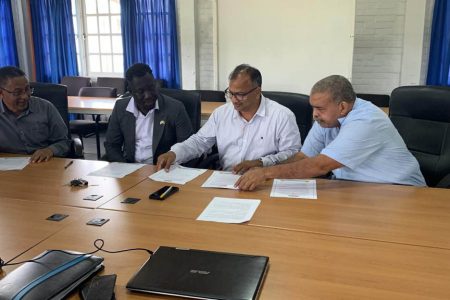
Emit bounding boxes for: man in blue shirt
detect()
[236,75,426,190]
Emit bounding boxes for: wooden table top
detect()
[100,170,450,249]
[8,209,450,299]
[0,197,90,262]
[0,158,153,208]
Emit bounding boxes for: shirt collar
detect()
[0,98,33,116]
[126,97,159,118]
[337,98,361,126]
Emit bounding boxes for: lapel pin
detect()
[160,120,165,125]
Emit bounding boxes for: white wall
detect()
[217,0,356,94]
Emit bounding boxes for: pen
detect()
[64,160,74,169]
[160,186,173,199]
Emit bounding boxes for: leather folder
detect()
[0,250,103,300]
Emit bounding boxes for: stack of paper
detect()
[149,165,207,185]
[201,171,240,189]
[88,162,145,178]
[197,197,261,223]
[270,179,317,199]
[0,157,30,171]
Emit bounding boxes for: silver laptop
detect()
[126,246,269,300]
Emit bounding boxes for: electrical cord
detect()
[0,239,153,269]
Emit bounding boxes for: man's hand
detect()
[156,151,176,171]
[30,147,54,163]
[233,159,263,174]
[235,167,267,191]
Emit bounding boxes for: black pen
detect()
[64,161,74,169]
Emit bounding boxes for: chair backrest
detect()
[357,93,390,107]
[61,76,91,96]
[390,86,450,187]
[263,91,313,143]
[30,82,70,135]
[78,87,117,98]
[194,90,226,102]
[160,88,201,132]
[96,77,126,95]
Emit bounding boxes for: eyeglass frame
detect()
[224,86,259,101]
[0,86,34,97]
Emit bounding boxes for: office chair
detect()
[160,88,201,132]
[96,77,126,96]
[194,90,226,102]
[390,86,450,188]
[263,91,313,144]
[357,93,390,107]
[29,82,83,158]
[60,76,91,96]
[78,87,117,98]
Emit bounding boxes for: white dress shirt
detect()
[126,98,159,164]
[171,95,301,170]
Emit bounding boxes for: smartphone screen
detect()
[149,185,179,200]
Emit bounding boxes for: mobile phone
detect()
[86,218,110,226]
[46,213,69,221]
[149,185,179,200]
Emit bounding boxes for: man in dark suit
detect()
[104,63,193,164]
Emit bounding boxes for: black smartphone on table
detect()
[149,185,179,200]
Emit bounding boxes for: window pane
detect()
[99,36,111,53]
[86,16,98,34]
[85,0,97,14]
[98,16,110,34]
[71,0,77,14]
[88,36,100,53]
[75,38,79,53]
[111,16,121,33]
[110,0,120,14]
[97,0,109,14]
[101,55,113,72]
[72,17,78,34]
[113,55,123,73]
[89,55,101,72]
[111,36,122,53]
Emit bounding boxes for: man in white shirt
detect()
[104,63,193,163]
[156,64,301,173]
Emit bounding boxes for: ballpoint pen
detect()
[64,161,74,169]
[159,186,173,199]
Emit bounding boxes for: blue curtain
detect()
[0,0,19,67]
[427,0,450,86]
[121,0,180,88]
[30,0,78,83]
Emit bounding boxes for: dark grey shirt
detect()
[0,96,71,157]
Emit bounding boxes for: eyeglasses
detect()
[224,86,259,100]
[0,86,34,97]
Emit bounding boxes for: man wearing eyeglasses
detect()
[157,64,301,172]
[0,66,70,162]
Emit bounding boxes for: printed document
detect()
[197,197,261,223]
[88,162,145,178]
[0,157,30,171]
[149,165,207,185]
[201,171,240,189]
[270,179,317,199]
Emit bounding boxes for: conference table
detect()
[1,157,449,299]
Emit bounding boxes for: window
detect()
[71,0,123,77]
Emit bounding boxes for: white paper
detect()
[0,157,30,171]
[88,162,145,178]
[270,179,317,199]
[149,165,207,185]
[197,197,261,223]
[201,171,240,189]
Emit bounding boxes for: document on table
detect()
[0,157,30,171]
[88,162,145,178]
[270,179,317,199]
[149,165,207,185]
[197,197,261,223]
[201,171,240,189]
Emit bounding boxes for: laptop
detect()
[126,246,269,300]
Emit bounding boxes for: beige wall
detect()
[217,0,356,94]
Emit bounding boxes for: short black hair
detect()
[0,66,26,87]
[125,63,154,82]
[228,64,262,87]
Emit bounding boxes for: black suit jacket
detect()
[104,94,193,164]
